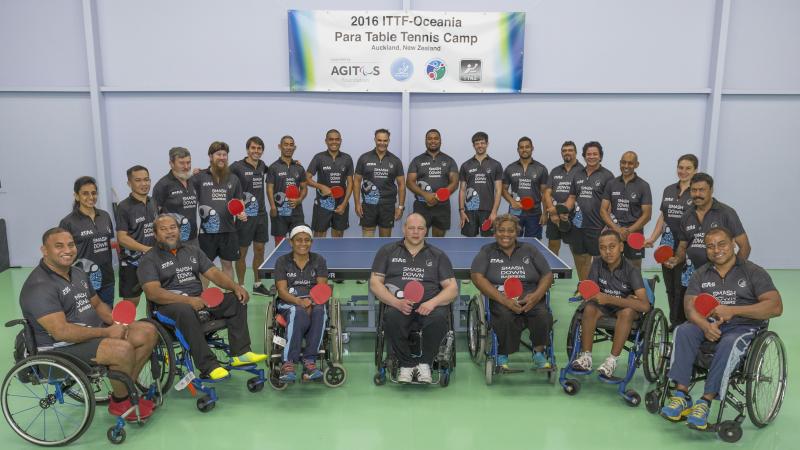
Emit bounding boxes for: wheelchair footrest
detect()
[598,374,624,384]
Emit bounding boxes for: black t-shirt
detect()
[676,199,746,268]
[153,171,198,241]
[602,174,653,227]
[459,156,503,212]
[470,242,552,297]
[407,151,459,204]
[588,257,645,299]
[371,240,455,303]
[136,243,215,297]
[355,149,404,206]
[569,166,615,229]
[59,208,115,290]
[191,169,243,234]
[548,162,584,205]
[659,182,693,243]
[273,252,329,299]
[267,158,307,217]
[307,150,354,211]
[230,158,268,217]
[502,159,550,216]
[115,194,157,266]
[687,259,777,327]
[20,260,104,350]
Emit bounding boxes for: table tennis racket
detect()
[578,280,601,300]
[520,197,535,210]
[227,199,245,215]
[503,277,523,301]
[200,287,224,308]
[694,293,720,318]
[435,188,450,202]
[481,218,493,232]
[627,232,645,250]
[404,280,425,304]
[285,185,300,200]
[310,283,332,305]
[654,245,674,264]
[112,300,137,325]
[330,186,345,199]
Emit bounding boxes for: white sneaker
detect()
[398,367,414,383]
[416,363,433,383]
[571,352,592,371]
[598,355,618,378]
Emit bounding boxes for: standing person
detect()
[306,129,354,238]
[152,146,199,246]
[600,150,652,269]
[406,129,459,237]
[564,141,615,281]
[458,131,503,237]
[116,165,157,305]
[354,129,406,237]
[193,141,246,280]
[59,176,116,308]
[645,154,698,329]
[230,136,270,294]
[544,141,583,255]
[267,135,307,246]
[501,137,549,239]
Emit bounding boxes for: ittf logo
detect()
[460,60,481,82]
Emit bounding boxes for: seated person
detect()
[571,229,650,377]
[470,214,554,370]
[19,227,159,421]
[660,227,782,430]
[369,213,458,383]
[137,214,266,381]
[274,225,330,383]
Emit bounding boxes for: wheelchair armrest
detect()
[5,319,28,328]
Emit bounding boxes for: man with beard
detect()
[501,137,549,239]
[458,131,502,237]
[544,141,583,255]
[230,136,269,295]
[192,141,246,280]
[406,129,459,237]
[153,147,198,246]
[116,165,157,305]
[306,130,354,238]
[354,129,405,237]
[267,135,307,246]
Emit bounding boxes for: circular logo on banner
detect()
[425,59,447,80]
[391,58,413,82]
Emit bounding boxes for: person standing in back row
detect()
[406,129,459,237]
[502,136,549,239]
[306,129,354,238]
[458,131,503,237]
[354,129,406,237]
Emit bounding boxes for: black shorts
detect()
[311,203,349,232]
[413,202,451,231]
[460,210,492,237]
[568,227,601,256]
[119,264,143,298]
[236,214,268,247]
[270,213,305,237]
[589,301,643,321]
[54,338,104,365]
[623,241,645,260]
[361,203,395,229]
[546,218,569,241]
[199,232,240,261]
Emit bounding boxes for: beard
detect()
[174,170,191,181]
[210,163,229,184]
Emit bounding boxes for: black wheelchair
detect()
[1,318,174,445]
[645,327,787,442]
[373,302,456,387]
[263,295,347,390]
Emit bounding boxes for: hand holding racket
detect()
[503,277,524,303]
[201,287,224,308]
[520,197,535,211]
[310,284,332,305]
[578,280,601,301]
[654,245,674,264]
[111,300,137,325]
[694,293,722,322]
[626,232,645,250]
[435,188,450,203]
[227,199,247,222]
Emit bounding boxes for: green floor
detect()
[0,267,795,449]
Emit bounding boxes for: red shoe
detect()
[108,397,154,422]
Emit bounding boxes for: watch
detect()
[397,205,405,209]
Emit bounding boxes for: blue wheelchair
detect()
[467,292,557,385]
[559,276,669,406]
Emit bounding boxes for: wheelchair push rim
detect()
[746,331,788,428]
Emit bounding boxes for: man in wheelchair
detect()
[370,213,458,383]
[19,227,160,421]
[571,229,650,377]
[137,214,266,381]
[660,227,782,430]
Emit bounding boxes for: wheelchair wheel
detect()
[264,300,276,358]
[2,355,95,446]
[641,308,669,382]
[323,363,347,388]
[268,368,288,391]
[466,296,486,364]
[67,374,112,405]
[565,309,582,360]
[137,319,176,402]
[328,298,344,363]
[484,357,494,385]
[745,331,787,428]
[374,330,385,369]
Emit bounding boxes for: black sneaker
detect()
[252,284,271,296]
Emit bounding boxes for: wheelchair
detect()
[559,276,669,406]
[262,295,346,390]
[644,327,787,442]
[373,302,456,387]
[467,292,557,385]
[1,318,174,446]
[150,301,266,412]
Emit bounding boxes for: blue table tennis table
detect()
[259,237,572,332]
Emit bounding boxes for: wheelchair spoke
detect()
[7,393,42,400]
[9,404,43,416]
[22,407,45,433]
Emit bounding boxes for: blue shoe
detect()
[532,352,551,370]
[279,362,297,383]
[686,399,711,430]
[496,354,509,369]
[303,359,323,381]
[660,391,691,421]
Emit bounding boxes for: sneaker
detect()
[398,367,414,383]
[356,279,367,284]
[279,362,297,383]
[416,363,433,383]
[597,355,618,378]
[208,367,229,380]
[109,397,153,422]
[532,352,551,370]
[232,351,268,366]
[303,359,323,381]
[252,284,271,296]
[686,399,711,430]
[571,352,592,371]
[660,390,691,421]
[496,354,510,370]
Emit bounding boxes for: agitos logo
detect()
[330,65,381,76]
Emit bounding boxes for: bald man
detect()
[600,151,652,268]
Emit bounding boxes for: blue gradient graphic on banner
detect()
[288,10,316,91]
[496,12,525,91]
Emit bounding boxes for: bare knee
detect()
[616,307,638,323]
